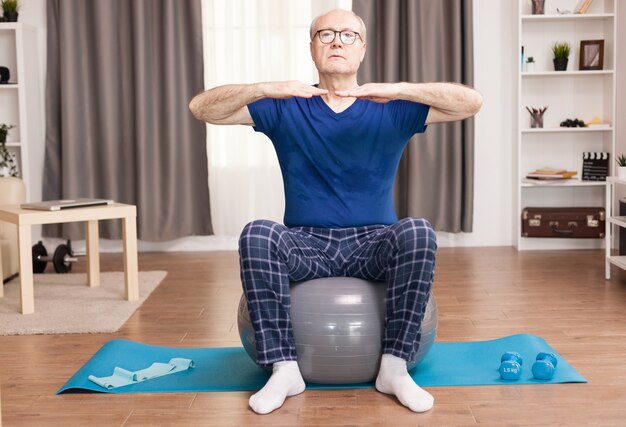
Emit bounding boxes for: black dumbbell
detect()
[499,351,523,380]
[532,352,558,380]
[32,241,49,273]
[31,240,78,273]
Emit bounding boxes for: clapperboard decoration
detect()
[582,152,609,181]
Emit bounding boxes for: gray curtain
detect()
[353,0,474,232]
[44,0,212,241]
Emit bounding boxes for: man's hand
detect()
[261,81,328,99]
[335,83,400,103]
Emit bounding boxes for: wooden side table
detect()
[0,203,138,314]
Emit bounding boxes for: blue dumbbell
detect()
[499,352,523,380]
[501,351,523,366]
[532,352,558,380]
[500,360,522,380]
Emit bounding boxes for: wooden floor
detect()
[2,247,626,426]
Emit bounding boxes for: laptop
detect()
[21,198,114,211]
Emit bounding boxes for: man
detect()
[190,9,482,415]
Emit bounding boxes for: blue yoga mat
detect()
[57,334,586,394]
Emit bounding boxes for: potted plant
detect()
[1,0,20,22]
[616,154,626,180]
[0,123,18,177]
[552,42,571,71]
[526,57,536,72]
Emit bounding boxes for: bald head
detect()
[309,9,366,42]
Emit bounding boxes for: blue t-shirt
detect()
[247,94,429,228]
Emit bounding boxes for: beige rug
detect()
[0,271,167,335]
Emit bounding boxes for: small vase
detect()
[618,167,626,181]
[526,62,535,72]
[553,58,568,71]
[530,114,544,128]
[4,11,18,22]
[531,0,545,14]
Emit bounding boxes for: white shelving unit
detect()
[0,23,42,201]
[605,177,626,278]
[515,0,617,250]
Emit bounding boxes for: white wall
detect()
[9,0,46,241]
[616,1,626,209]
[14,0,624,252]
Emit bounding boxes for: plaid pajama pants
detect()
[238,217,437,366]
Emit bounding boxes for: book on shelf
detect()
[526,168,577,180]
[531,167,567,174]
[582,152,609,181]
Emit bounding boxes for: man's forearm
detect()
[189,81,329,125]
[335,82,482,123]
[189,83,264,124]
[397,82,483,121]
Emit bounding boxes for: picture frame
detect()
[579,40,604,70]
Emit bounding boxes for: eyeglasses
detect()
[315,29,362,45]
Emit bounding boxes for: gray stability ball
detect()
[238,277,438,384]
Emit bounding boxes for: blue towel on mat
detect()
[57,334,586,394]
[87,358,195,389]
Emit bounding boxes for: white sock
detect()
[375,353,434,413]
[248,361,305,415]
